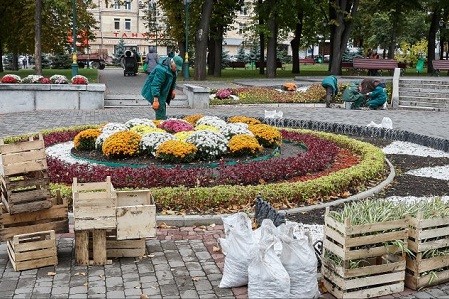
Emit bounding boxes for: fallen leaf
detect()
[84,283,88,286]
[140,294,149,299]
[212,246,221,252]
[74,272,86,276]
[47,272,56,276]
[192,277,200,281]
[209,223,216,228]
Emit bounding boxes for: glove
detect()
[152,98,160,110]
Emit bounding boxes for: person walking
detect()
[141,55,183,120]
[144,46,159,74]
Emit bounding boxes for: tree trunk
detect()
[34,0,42,75]
[291,11,304,74]
[213,37,223,77]
[0,39,3,72]
[427,9,440,74]
[387,13,398,59]
[207,38,215,76]
[329,0,359,75]
[266,16,277,78]
[258,0,265,75]
[194,0,214,80]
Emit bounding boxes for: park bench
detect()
[432,59,449,76]
[228,61,246,69]
[299,58,315,65]
[352,58,399,75]
[255,61,284,70]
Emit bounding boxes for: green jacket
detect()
[342,82,363,102]
[141,58,176,106]
[321,75,338,95]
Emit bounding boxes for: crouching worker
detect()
[321,75,338,108]
[366,79,387,110]
[141,55,183,120]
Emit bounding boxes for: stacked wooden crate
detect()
[0,135,68,271]
[0,134,52,214]
[72,177,156,264]
[321,207,408,299]
[406,212,449,290]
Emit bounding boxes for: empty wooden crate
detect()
[116,190,156,240]
[7,230,57,271]
[0,134,52,214]
[106,230,146,258]
[321,207,408,299]
[72,176,117,231]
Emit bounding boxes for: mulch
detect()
[288,137,449,225]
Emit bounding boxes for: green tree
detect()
[236,44,247,62]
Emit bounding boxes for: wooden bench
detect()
[352,58,398,75]
[432,59,449,76]
[255,61,284,70]
[228,61,246,69]
[299,58,315,65]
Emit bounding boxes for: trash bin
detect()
[416,56,425,74]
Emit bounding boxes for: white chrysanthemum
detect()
[196,116,227,129]
[49,74,68,84]
[220,122,252,140]
[101,122,128,133]
[22,75,44,84]
[125,118,155,129]
[95,131,117,150]
[140,132,175,156]
[186,130,228,159]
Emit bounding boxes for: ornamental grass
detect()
[249,124,283,148]
[102,131,141,158]
[73,129,101,151]
[156,140,197,163]
[228,134,263,156]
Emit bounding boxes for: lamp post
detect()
[71,0,78,77]
[183,0,191,80]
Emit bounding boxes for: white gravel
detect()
[382,141,449,158]
[45,141,97,165]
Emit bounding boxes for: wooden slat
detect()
[75,191,114,201]
[8,189,50,203]
[74,217,116,231]
[5,176,50,190]
[116,205,156,240]
[0,220,68,241]
[12,239,55,252]
[92,230,107,265]
[0,139,44,155]
[3,161,48,176]
[345,230,407,248]
[1,148,46,166]
[345,219,407,235]
[6,199,53,215]
[324,258,405,279]
[0,200,67,226]
[116,190,153,206]
[75,231,89,265]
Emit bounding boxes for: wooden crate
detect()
[7,230,57,271]
[321,207,408,299]
[116,190,156,240]
[106,230,146,258]
[75,229,111,265]
[0,134,53,214]
[405,213,449,290]
[72,176,117,231]
[0,191,69,242]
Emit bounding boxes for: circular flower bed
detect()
[5,115,386,214]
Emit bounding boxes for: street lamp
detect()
[183,0,191,80]
[71,0,78,77]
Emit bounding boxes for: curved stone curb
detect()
[70,157,394,228]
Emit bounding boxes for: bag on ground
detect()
[248,220,290,299]
[219,212,255,288]
[278,222,320,298]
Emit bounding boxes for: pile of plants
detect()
[0,74,88,85]
[209,83,350,105]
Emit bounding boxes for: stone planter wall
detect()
[0,84,106,114]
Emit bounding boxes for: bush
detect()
[102,131,141,158]
[249,124,282,148]
[74,129,101,150]
[228,134,262,156]
[155,140,197,163]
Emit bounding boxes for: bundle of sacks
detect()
[219,212,320,299]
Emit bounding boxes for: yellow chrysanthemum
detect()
[195,124,220,133]
[156,139,197,163]
[228,134,263,156]
[74,129,101,150]
[228,116,261,125]
[248,124,282,148]
[102,131,142,157]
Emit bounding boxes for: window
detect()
[125,19,131,30]
[114,18,120,30]
[238,23,246,35]
[124,1,131,10]
[113,0,120,9]
[240,5,248,15]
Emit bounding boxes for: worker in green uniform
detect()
[141,55,183,120]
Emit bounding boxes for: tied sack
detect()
[219,212,255,288]
[278,222,320,298]
[248,220,290,299]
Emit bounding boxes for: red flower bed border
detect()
[44,129,340,188]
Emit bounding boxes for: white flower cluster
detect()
[22,75,43,84]
[95,122,128,149]
[125,118,155,129]
[49,75,68,84]
[140,132,175,156]
[186,130,228,159]
[196,116,227,129]
[220,122,252,140]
